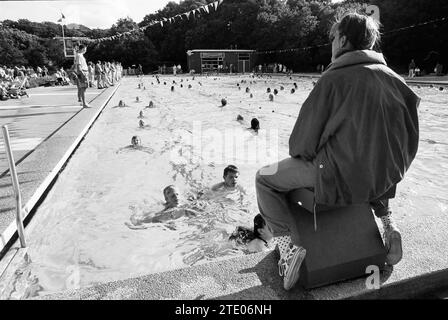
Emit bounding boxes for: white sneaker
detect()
[278,244,306,290]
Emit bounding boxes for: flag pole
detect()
[60,17,67,57]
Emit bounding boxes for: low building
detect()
[186,49,256,74]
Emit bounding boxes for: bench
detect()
[286,188,386,289]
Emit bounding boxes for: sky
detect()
[0,0,177,29]
[0,0,345,29]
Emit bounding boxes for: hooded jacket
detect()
[289,50,420,206]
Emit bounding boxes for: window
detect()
[200,52,224,72]
[238,53,250,61]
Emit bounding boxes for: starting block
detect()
[287,188,386,289]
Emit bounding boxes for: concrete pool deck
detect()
[1,74,448,300]
[38,245,448,300]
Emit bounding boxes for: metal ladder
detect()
[2,125,27,248]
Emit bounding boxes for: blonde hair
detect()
[332,12,381,50]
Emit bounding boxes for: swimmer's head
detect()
[228,226,254,245]
[163,185,179,207]
[131,135,141,147]
[223,165,239,188]
[250,118,260,131]
[253,214,273,241]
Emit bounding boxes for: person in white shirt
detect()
[74,45,90,108]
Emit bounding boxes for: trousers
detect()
[255,157,391,246]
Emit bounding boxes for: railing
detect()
[1,125,27,247]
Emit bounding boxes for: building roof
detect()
[187,49,255,53]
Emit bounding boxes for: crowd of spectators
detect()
[91,61,122,89]
[0,60,123,101]
[0,65,33,100]
[0,64,74,100]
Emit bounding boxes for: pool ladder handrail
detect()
[2,125,27,248]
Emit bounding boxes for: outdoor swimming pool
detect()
[3,75,448,299]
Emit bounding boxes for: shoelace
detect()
[278,245,298,277]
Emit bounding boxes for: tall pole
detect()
[61,23,67,57]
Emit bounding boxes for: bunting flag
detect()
[254,42,330,55]
[253,15,448,55]
[382,16,448,35]
[57,12,66,24]
[91,0,224,43]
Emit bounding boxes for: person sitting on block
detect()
[255,12,420,290]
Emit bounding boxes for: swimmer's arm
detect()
[149,208,177,222]
[136,214,157,224]
[211,182,224,191]
[134,207,167,223]
[184,208,200,217]
[152,207,194,222]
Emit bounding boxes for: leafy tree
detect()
[1,0,447,73]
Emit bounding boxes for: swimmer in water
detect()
[116,136,153,154]
[211,165,241,191]
[210,165,247,205]
[229,214,273,252]
[131,135,141,148]
[247,214,274,252]
[128,185,200,228]
[249,118,260,133]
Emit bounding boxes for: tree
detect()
[1,0,446,73]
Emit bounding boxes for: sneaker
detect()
[384,224,402,265]
[278,244,306,290]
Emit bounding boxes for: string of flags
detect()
[254,42,330,55]
[90,0,224,43]
[382,16,448,35]
[255,15,448,56]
